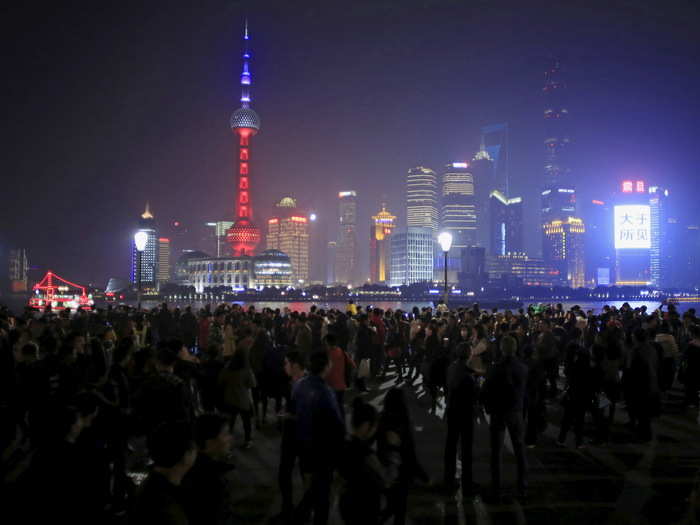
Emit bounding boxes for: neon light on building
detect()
[226,20,262,256]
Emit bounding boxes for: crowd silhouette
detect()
[1,300,699,524]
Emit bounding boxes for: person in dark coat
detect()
[481,335,528,501]
[338,397,400,525]
[293,351,345,525]
[683,325,700,407]
[132,421,198,525]
[277,351,307,520]
[23,404,96,524]
[133,346,194,436]
[443,342,479,497]
[182,414,235,525]
[556,347,595,448]
[377,388,429,524]
[524,344,548,448]
[354,314,373,392]
[624,328,660,442]
[181,307,198,350]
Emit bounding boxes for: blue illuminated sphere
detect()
[230,108,261,131]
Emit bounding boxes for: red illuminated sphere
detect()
[226,218,261,256]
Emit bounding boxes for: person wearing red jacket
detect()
[324,333,355,420]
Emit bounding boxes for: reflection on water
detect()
[140,300,434,314]
[137,298,696,314]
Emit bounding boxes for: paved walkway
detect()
[132,374,700,524]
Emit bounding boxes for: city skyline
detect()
[2,2,700,286]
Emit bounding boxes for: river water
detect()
[138,299,695,314]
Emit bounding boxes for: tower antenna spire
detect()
[240,19,252,108]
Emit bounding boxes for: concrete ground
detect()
[130,373,700,525]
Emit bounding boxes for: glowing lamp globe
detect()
[309,213,317,222]
[134,231,149,252]
[438,231,453,253]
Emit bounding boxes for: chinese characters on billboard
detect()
[614,204,651,250]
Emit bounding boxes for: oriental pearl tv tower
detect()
[226,21,262,256]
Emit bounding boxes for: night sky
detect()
[3,1,699,285]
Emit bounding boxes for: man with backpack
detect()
[481,335,528,502]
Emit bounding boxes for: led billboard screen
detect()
[614,204,651,250]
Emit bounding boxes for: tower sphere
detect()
[230,108,261,131]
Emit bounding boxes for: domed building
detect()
[254,249,293,288]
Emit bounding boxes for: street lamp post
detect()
[437,231,453,307]
[134,231,148,310]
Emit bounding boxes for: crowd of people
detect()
[1,298,699,524]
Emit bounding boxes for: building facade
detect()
[407,166,438,233]
[542,217,586,288]
[334,191,358,285]
[470,148,495,250]
[185,250,292,292]
[649,186,671,288]
[253,249,293,287]
[157,238,171,288]
[369,204,396,284]
[489,190,523,256]
[485,253,559,287]
[481,123,510,196]
[389,227,434,286]
[131,203,158,288]
[582,199,614,286]
[441,162,477,248]
[266,197,310,284]
[543,59,571,187]
[8,248,29,292]
[614,180,652,285]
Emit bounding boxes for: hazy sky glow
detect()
[3,1,699,285]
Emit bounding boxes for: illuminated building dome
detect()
[277,197,297,208]
[230,108,261,131]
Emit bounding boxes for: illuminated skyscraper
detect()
[441,162,477,248]
[390,228,434,286]
[226,21,262,256]
[267,197,310,284]
[335,191,358,285]
[471,147,495,250]
[326,241,337,284]
[614,180,651,285]
[543,58,571,187]
[582,199,613,286]
[407,167,438,233]
[541,58,578,276]
[131,203,158,287]
[157,238,171,288]
[481,123,510,195]
[649,185,671,288]
[542,217,585,288]
[370,204,396,284]
[489,190,523,256]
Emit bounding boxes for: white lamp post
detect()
[437,231,453,306]
[134,230,148,309]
